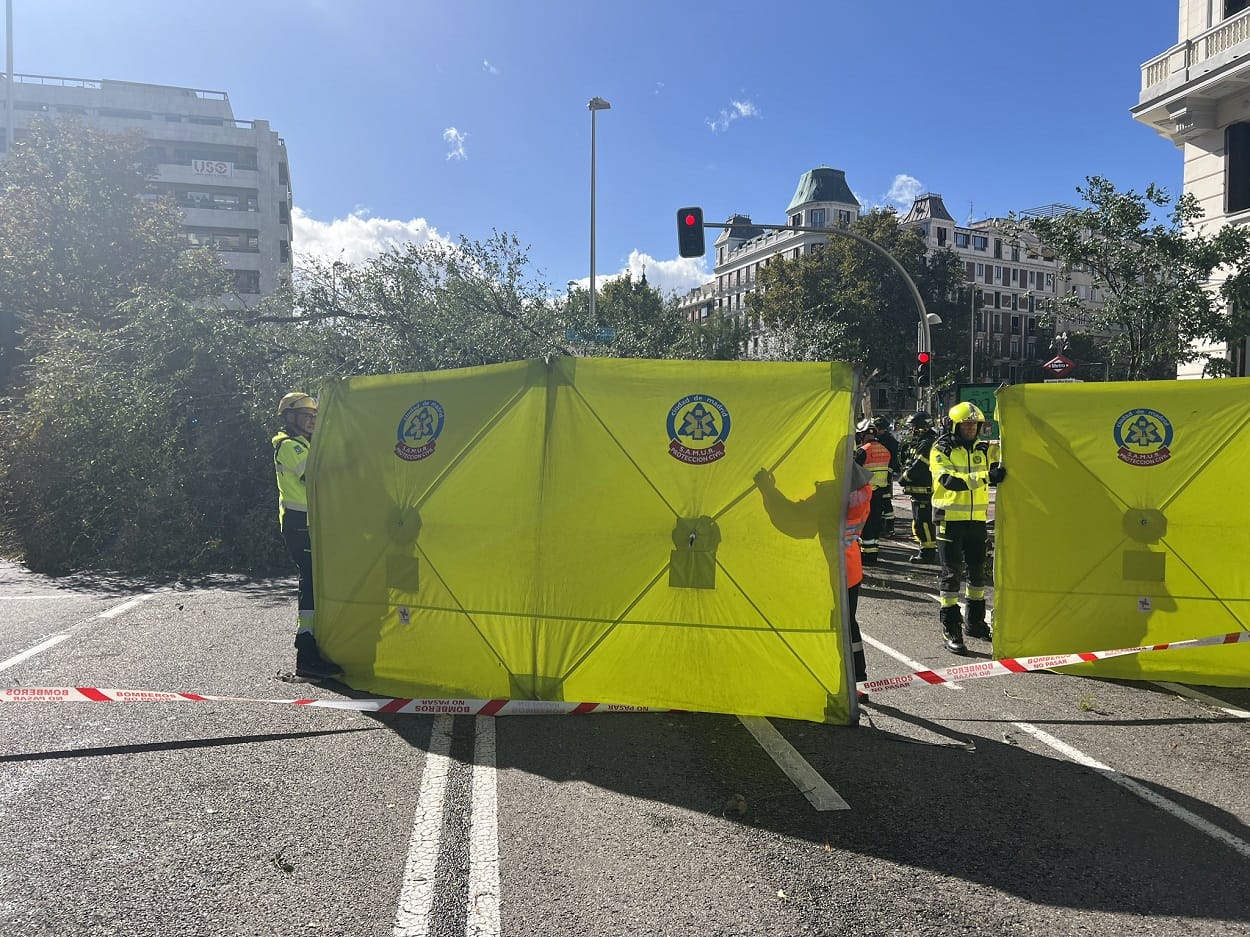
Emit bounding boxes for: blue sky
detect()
[8,0,1182,297]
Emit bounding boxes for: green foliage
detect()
[1018,176,1250,380]
[565,272,725,359]
[745,209,964,379]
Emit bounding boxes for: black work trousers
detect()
[282,514,314,618]
[937,518,988,597]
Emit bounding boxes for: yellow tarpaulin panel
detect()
[308,358,860,724]
[996,378,1250,686]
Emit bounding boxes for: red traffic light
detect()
[917,351,931,364]
[684,213,698,227]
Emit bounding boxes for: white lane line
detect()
[861,632,964,691]
[393,714,454,937]
[1152,681,1250,720]
[1009,718,1250,860]
[468,716,501,937]
[98,595,155,619]
[738,716,850,812]
[0,635,71,673]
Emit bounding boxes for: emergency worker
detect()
[273,392,342,679]
[754,459,873,701]
[930,401,1006,654]
[898,412,939,564]
[871,416,900,535]
[853,420,892,566]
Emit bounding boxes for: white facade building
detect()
[679,168,1096,385]
[1133,0,1250,378]
[1,73,292,302]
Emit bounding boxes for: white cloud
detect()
[570,250,711,298]
[291,206,451,266]
[443,127,468,160]
[706,99,760,133]
[885,174,923,209]
[483,59,499,75]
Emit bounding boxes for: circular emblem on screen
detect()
[667,394,731,465]
[1113,408,1173,467]
[395,400,445,461]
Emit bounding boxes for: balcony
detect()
[1134,8,1250,142]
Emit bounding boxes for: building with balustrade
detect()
[678,168,1099,389]
[1133,0,1250,377]
[1,73,292,302]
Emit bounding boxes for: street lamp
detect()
[587,96,611,324]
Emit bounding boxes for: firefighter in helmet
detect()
[898,412,939,564]
[853,419,892,566]
[929,401,1006,654]
[274,392,342,678]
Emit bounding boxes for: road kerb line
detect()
[738,716,850,812]
[861,633,964,691]
[1152,681,1250,719]
[1009,718,1250,860]
[0,635,71,674]
[468,716,501,937]
[393,714,453,937]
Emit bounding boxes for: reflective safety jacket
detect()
[855,440,892,490]
[844,482,871,589]
[930,433,994,522]
[272,431,312,530]
[898,430,937,497]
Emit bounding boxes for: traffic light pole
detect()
[700,219,934,404]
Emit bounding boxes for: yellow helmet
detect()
[278,392,317,416]
[948,401,985,424]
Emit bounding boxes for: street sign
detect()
[1041,354,1075,378]
[564,326,616,343]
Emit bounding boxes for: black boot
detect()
[909,548,938,565]
[295,632,344,679]
[940,605,966,655]
[965,599,992,640]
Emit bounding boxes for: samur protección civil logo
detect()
[1113,408,1173,467]
[666,394,731,465]
[395,400,445,462]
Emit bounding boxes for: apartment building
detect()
[1133,0,1250,377]
[679,167,1095,384]
[1,73,292,302]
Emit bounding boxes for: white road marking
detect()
[468,716,501,937]
[738,716,850,811]
[861,632,964,691]
[98,595,155,618]
[393,714,454,937]
[1009,718,1250,860]
[0,635,70,673]
[1152,681,1250,720]
[0,595,72,600]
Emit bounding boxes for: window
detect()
[994,292,1002,309]
[1011,268,1019,285]
[1229,122,1250,213]
[1227,1,1250,17]
[838,210,852,226]
[994,239,1003,259]
[955,231,970,248]
[809,208,825,228]
[972,235,988,251]
[993,314,1002,333]
[975,263,984,277]
[984,266,993,285]
[1027,317,1037,335]
[233,270,260,294]
[790,213,802,227]
[1011,247,1020,262]
[994,265,1002,282]
[1010,337,1021,357]
[966,261,976,279]
[1012,316,1022,334]
[936,227,947,246]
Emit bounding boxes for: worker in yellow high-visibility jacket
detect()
[273,392,342,679]
[929,402,1006,654]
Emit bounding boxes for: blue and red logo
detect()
[1113,408,1173,467]
[396,400,445,462]
[667,394,731,465]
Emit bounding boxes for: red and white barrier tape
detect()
[0,687,668,716]
[856,630,1250,695]
[1,632,1245,711]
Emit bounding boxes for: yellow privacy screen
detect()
[308,357,859,723]
[995,378,1250,686]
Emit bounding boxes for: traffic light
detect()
[915,350,932,384]
[677,207,705,258]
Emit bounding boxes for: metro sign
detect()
[1041,354,1075,378]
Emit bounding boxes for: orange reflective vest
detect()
[857,440,891,490]
[844,483,871,588]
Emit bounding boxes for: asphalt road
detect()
[1,506,1247,937]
